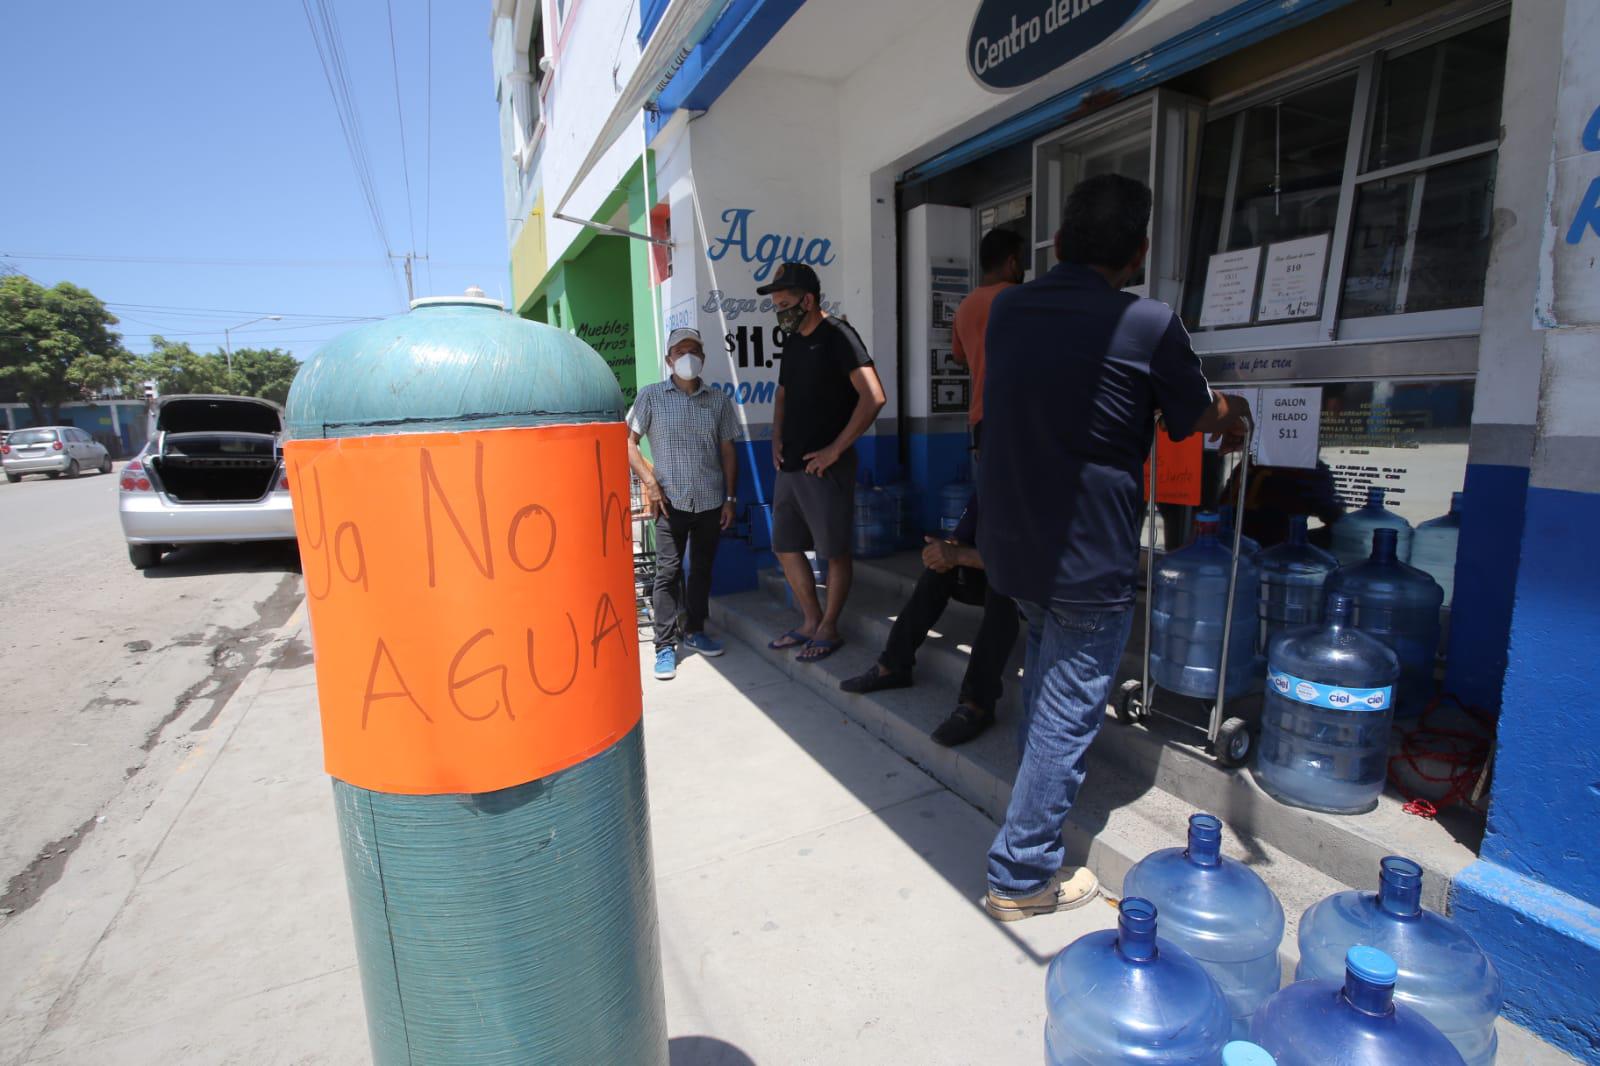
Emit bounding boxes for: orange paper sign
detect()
[285,423,642,796]
[1143,429,1203,506]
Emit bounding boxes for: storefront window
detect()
[1227,75,1356,253]
[1341,18,1507,319]
[1363,18,1507,172]
[1183,74,1355,328]
[1342,154,1498,318]
[1180,13,1509,344]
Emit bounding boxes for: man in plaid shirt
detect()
[627,327,741,681]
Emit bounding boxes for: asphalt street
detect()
[0,465,303,920]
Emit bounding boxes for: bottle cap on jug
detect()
[1346,945,1398,986]
[1222,1042,1277,1066]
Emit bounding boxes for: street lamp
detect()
[223,315,283,374]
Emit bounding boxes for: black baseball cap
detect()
[755,262,821,296]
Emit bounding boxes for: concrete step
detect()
[737,553,1480,916]
[709,585,1344,984]
[712,564,1569,1063]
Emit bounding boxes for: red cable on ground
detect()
[1387,693,1494,819]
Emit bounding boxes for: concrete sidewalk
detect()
[0,606,1113,1065]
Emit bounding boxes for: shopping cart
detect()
[1115,418,1255,767]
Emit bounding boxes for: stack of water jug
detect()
[852,477,893,559]
[1147,488,1459,815]
[1045,813,1502,1065]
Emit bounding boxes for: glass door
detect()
[1033,90,1205,306]
[974,190,1032,281]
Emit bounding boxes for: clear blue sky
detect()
[1,0,508,360]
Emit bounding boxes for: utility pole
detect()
[390,252,429,303]
[223,315,283,375]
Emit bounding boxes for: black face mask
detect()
[775,297,807,333]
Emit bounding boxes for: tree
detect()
[141,339,301,405]
[226,347,302,406]
[143,337,233,396]
[0,276,127,423]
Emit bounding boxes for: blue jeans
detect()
[987,600,1134,897]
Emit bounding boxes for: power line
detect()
[299,0,405,306]
[385,0,418,258]
[117,318,379,338]
[108,301,386,319]
[424,0,435,294]
[2,252,500,269]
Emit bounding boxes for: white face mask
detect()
[672,353,704,381]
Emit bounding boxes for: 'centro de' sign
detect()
[968,0,1154,91]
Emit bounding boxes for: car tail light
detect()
[52,441,63,451]
[120,464,153,493]
[278,473,290,492]
[0,445,8,455]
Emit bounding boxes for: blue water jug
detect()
[853,482,891,558]
[1220,504,1263,560]
[1258,515,1339,651]
[1255,594,1399,814]
[1224,1042,1277,1066]
[1326,528,1442,718]
[880,479,915,549]
[1251,947,1466,1065]
[1330,487,1413,565]
[1296,856,1502,1066]
[1045,897,1231,1065]
[1151,512,1260,700]
[1121,813,1285,1038]
[939,477,974,536]
[1410,493,1461,608]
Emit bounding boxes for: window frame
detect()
[1031,89,1204,308]
[1183,3,1509,354]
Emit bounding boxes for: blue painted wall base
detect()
[907,431,973,538]
[699,433,903,600]
[1449,482,1600,1059]
[1445,462,1530,711]
[1452,861,1600,1060]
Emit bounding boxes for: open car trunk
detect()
[149,396,284,503]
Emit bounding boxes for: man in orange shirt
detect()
[953,226,1025,450]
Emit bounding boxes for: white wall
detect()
[657,67,853,432]
[490,0,651,269]
[536,0,649,263]
[901,205,972,422]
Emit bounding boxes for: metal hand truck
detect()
[1115,417,1255,767]
[630,474,657,631]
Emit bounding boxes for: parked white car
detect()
[117,395,295,570]
[2,426,114,482]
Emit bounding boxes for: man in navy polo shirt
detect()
[978,174,1250,922]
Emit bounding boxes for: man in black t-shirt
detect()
[758,262,886,663]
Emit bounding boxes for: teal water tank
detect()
[286,292,666,1065]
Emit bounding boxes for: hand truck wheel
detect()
[1116,679,1145,725]
[1213,716,1253,768]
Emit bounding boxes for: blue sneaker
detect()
[683,632,725,658]
[653,647,677,680]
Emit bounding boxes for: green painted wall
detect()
[565,237,637,404]
[628,159,663,398]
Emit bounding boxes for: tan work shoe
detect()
[984,867,1100,922]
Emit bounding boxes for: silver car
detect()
[118,395,295,570]
[3,426,114,482]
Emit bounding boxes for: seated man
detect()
[839,499,1020,746]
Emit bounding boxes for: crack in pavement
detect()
[0,574,303,923]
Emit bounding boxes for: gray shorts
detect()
[772,450,857,559]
